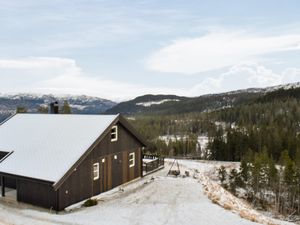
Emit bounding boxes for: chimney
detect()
[49,101,59,114]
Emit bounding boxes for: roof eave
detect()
[0,171,55,185]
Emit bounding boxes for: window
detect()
[129,152,135,168]
[93,163,99,180]
[111,125,118,142]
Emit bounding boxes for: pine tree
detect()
[37,106,48,113]
[251,153,262,194]
[279,149,290,166]
[295,149,300,214]
[282,151,297,215]
[229,168,238,194]
[218,166,227,188]
[239,159,249,187]
[62,100,72,114]
[267,157,278,189]
[16,106,27,113]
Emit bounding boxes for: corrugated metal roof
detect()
[0,114,118,183]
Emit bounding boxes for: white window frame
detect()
[111,125,118,142]
[129,152,135,168]
[93,163,99,180]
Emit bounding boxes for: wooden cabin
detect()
[0,114,146,211]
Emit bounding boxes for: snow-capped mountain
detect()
[225,82,300,95]
[264,81,300,92]
[0,93,116,122]
[1,82,299,121]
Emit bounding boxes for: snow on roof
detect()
[0,114,118,183]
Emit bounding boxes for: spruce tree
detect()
[295,149,300,214]
[229,168,238,194]
[37,106,48,113]
[16,106,27,113]
[62,100,72,114]
[239,159,249,187]
[218,166,227,188]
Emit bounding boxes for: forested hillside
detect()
[106,91,262,115]
[129,87,300,166]
[107,82,300,115]
[209,87,300,162]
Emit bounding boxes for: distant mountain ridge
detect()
[106,82,300,115]
[1,82,300,121]
[0,93,117,122]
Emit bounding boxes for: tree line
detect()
[218,148,300,217]
[131,113,214,156]
[209,98,300,162]
[16,100,72,114]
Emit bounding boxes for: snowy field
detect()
[0,160,297,225]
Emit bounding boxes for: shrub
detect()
[83,198,98,207]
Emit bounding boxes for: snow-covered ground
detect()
[158,134,184,144]
[0,160,296,225]
[159,134,210,158]
[159,134,209,148]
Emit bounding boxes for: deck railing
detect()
[143,154,164,174]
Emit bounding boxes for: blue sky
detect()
[0,0,300,101]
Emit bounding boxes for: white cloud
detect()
[146,30,300,74]
[188,62,300,96]
[0,57,78,70]
[282,68,300,81]
[0,57,182,101]
[0,57,299,101]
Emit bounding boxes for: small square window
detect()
[93,163,99,180]
[111,125,118,142]
[129,152,135,168]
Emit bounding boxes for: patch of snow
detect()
[265,82,300,93]
[136,99,180,107]
[69,104,87,110]
[126,117,136,121]
[143,158,157,163]
[215,121,227,129]
[197,135,211,158]
[198,135,209,150]
[159,135,210,157]
[158,135,185,144]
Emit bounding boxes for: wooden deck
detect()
[142,155,164,176]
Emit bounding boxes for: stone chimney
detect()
[49,101,59,114]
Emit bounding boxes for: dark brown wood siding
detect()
[58,154,93,210]
[4,176,16,188]
[0,175,16,188]
[17,179,57,210]
[57,122,143,210]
